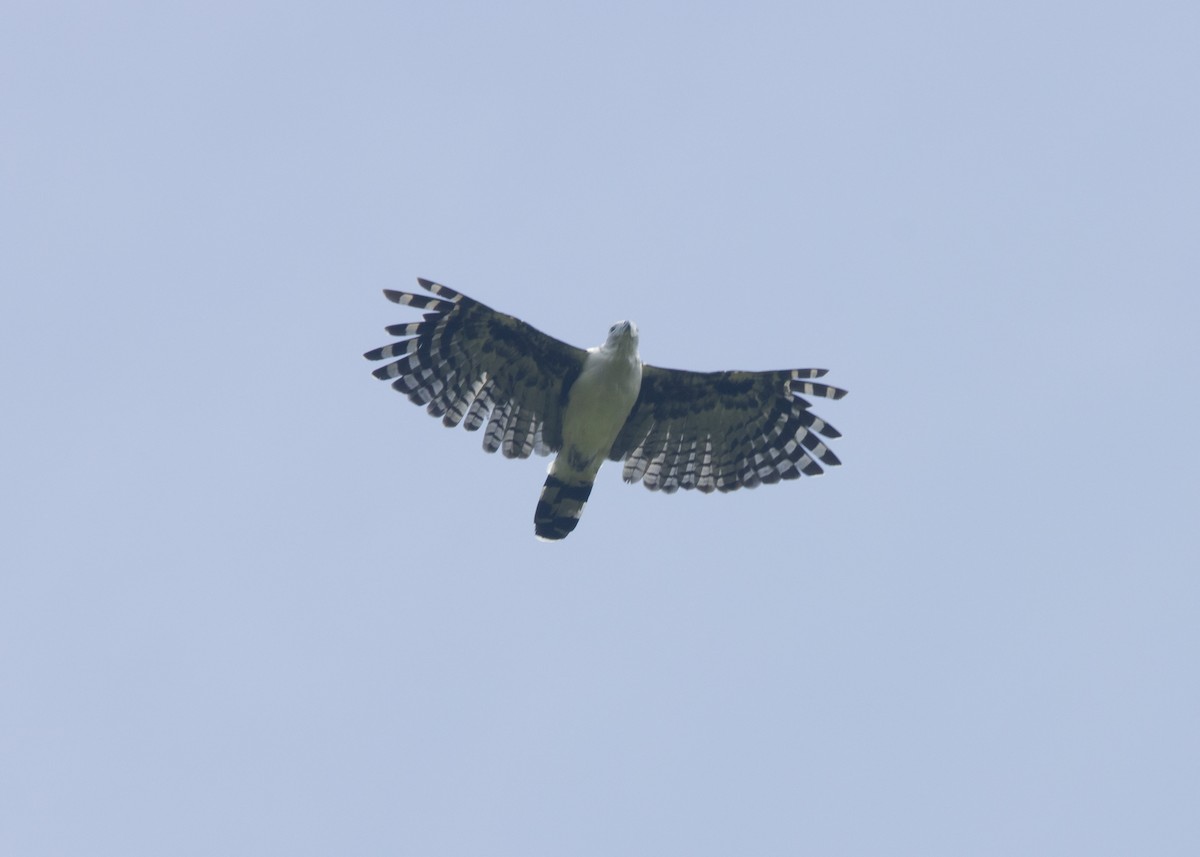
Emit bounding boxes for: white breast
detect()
[561,346,643,464]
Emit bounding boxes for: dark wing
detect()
[608,365,847,493]
[364,278,587,458]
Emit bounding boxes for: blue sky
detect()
[3,2,1198,854]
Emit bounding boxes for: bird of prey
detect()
[364,278,847,540]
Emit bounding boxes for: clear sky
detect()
[3,2,1198,855]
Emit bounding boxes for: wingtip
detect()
[415,278,464,302]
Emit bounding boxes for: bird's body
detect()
[560,323,643,471]
[535,322,642,539]
[365,278,846,540]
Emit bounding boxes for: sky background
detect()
[3,2,1198,855]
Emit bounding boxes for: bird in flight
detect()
[365,278,847,540]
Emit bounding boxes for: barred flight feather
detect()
[463,379,495,431]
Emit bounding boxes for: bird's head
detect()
[605,320,639,352]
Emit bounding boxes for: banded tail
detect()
[534,472,595,541]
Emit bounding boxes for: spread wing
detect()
[363,278,587,458]
[608,365,847,493]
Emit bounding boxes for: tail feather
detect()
[534,473,594,541]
